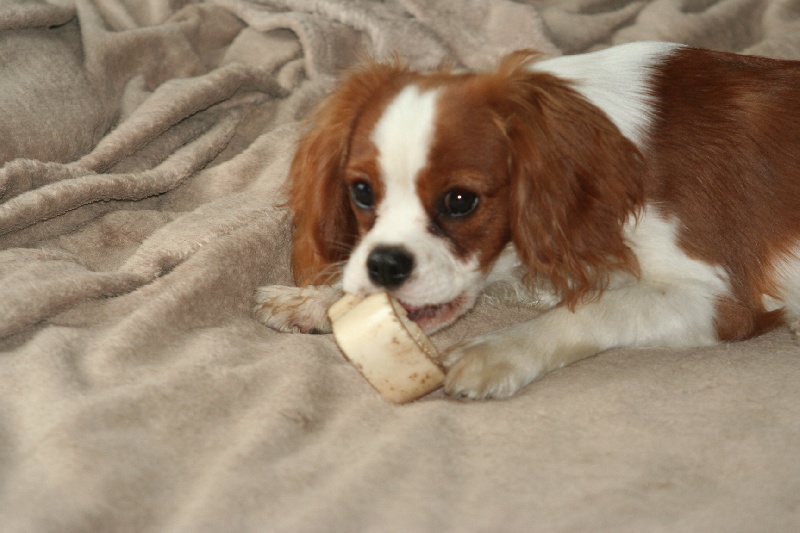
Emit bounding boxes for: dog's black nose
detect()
[367,246,414,289]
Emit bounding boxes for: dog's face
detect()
[339,81,514,331]
[289,55,644,333]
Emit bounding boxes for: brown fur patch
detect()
[646,48,800,339]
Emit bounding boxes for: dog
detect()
[254,41,800,400]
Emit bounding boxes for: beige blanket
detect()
[2,1,799,531]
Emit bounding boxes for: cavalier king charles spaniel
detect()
[254,42,800,399]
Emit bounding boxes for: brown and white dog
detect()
[254,42,800,400]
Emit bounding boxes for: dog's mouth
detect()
[399,293,471,333]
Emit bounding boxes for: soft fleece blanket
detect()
[1,1,799,532]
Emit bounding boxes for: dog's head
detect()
[288,53,642,332]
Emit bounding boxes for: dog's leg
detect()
[253,284,343,334]
[442,280,722,399]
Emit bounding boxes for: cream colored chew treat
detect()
[328,292,445,403]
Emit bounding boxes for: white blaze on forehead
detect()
[369,84,440,240]
[373,85,439,197]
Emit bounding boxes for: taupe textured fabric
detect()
[1,1,799,531]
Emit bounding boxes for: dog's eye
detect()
[438,189,479,218]
[350,181,375,209]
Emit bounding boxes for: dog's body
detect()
[254,42,800,399]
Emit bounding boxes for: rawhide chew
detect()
[328,292,445,403]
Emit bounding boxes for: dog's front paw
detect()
[441,334,542,400]
[789,317,800,340]
[253,285,342,334]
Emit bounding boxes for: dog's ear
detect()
[289,61,409,286]
[494,51,644,307]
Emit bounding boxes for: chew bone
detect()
[328,292,445,403]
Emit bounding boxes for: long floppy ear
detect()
[495,51,644,307]
[289,61,410,286]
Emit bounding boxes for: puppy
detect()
[254,42,800,399]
